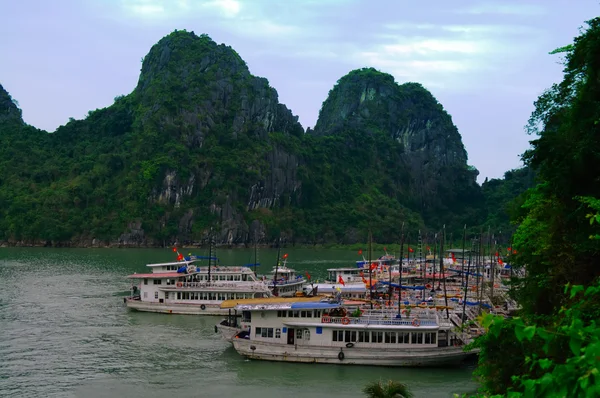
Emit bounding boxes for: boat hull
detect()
[216,322,242,341]
[125,298,228,316]
[232,338,477,367]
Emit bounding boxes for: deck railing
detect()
[322,315,438,327]
[165,281,269,290]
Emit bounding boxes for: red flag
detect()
[338,275,346,286]
[358,249,363,255]
[370,262,378,271]
[283,253,289,259]
[409,247,414,253]
[177,254,183,261]
[305,271,311,280]
[513,250,517,254]
[359,271,364,278]
[495,252,499,257]
[498,258,504,265]
[507,247,512,252]
[172,247,177,252]
[384,246,387,251]
[427,246,431,251]
[451,252,456,261]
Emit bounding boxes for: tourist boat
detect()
[124,255,272,315]
[264,260,306,297]
[229,298,477,367]
[215,295,328,341]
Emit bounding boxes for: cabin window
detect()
[143,279,148,285]
[154,292,158,299]
[300,311,307,317]
[425,332,437,344]
[275,328,281,338]
[164,292,169,300]
[288,311,293,317]
[153,279,161,285]
[371,331,383,343]
[177,292,181,300]
[277,311,284,317]
[332,330,344,342]
[358,331,370,343]
[304,330,311,341]
[411,332,423,344]
[385,332,397,344]
[296,329,303,339]
[313,310,320,318]
[256,327,274,338]
[398,332,410,344]
[344,331,357,343]
[242,275,247,281]
[306,311,312,318]
[293,311,299,318]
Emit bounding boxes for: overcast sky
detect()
[1,0,598,182]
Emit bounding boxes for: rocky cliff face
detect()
[125,31,305,245]
[0,84,23,125]
[311,68,482,225]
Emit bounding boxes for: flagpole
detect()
[208,228,213,285]
[273,238,281,297]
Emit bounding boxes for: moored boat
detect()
[230,298,477,367]
[124,254,272,315]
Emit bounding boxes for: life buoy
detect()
[412,318,421,327]
[345,342,354,348]
[338,351,345,360]
[341,317,350,325]
[176,282,183,287]
[201,304,206,310]
[322,315,331,323]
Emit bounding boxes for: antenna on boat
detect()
[397,222,405,317]
[368,229,373,310]
[254,230,258,277]
[432,232,437,293]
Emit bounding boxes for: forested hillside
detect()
[0,30,521,247]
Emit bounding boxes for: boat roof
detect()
[220,295,325,309]
[127,272,182,279]
[234,301,342,311]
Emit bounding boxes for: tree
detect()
[362,379,413,398]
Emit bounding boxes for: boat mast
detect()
[461,237,474,326]
[397,223,405,317]
[368,229,373,310]
[432,232,437,292]
[460,225,466,287]
[440,225,449,319]
[254,231,259,277]
[273,238,281,296]
[208,227,213,284]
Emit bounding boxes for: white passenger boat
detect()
[230,299,476,367]
[264,262,306,297]
[124,255,272,315]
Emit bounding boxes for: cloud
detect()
[457,2,547,16]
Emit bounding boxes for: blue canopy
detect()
[243,262,261,267]
[290,302,340,310]
[184,255,219,262]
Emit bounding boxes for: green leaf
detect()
[537,358,553,370]
[515,326,525,342]
[569,337,582,355]
[570,285,585,298]
[523,326,536,341]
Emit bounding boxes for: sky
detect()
[1,0,598,183]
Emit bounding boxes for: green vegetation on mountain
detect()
[0,30,512,247]
[465,17,600,397]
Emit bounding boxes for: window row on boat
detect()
[168,291,261,301]
[144,274,254,285]
[332,330,437,345]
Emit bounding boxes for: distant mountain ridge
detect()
[0,30,517,247]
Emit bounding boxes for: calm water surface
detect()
[0,247,477,398]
